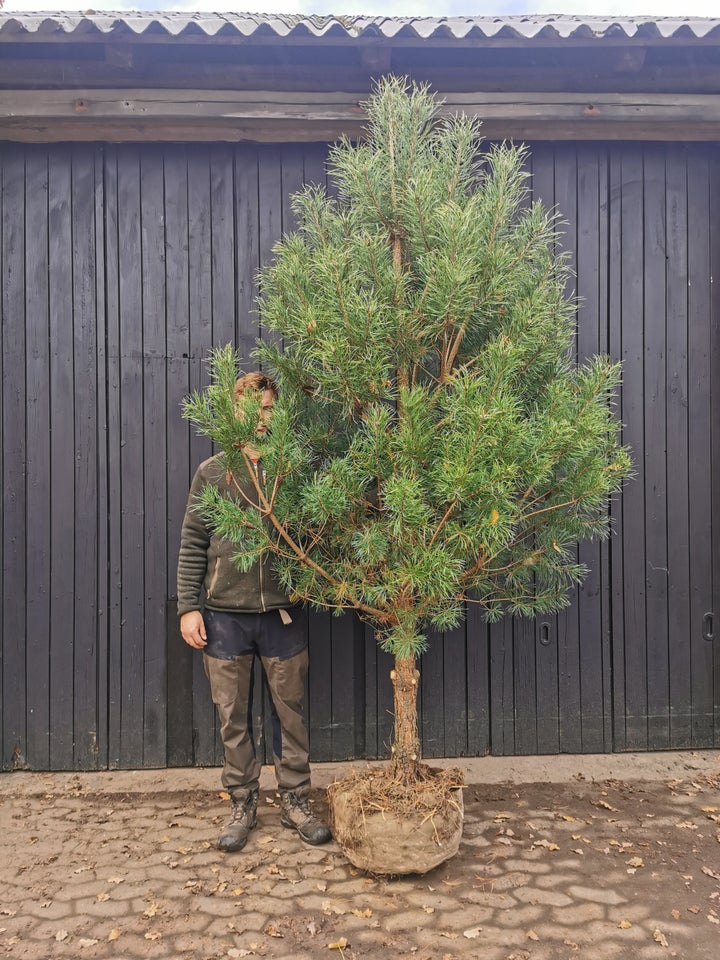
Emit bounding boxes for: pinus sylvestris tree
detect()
[185,77,631,782]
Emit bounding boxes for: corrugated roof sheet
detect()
[1,12,719,42]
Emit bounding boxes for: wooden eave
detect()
[2,89,719,143]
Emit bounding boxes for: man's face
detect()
[255,388,275,435]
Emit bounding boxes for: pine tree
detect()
[184,77,631,782]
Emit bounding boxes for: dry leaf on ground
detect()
[526,929,540,941]
[653,929,669,947]
[108,929,122,941]
[55,930,69,942]
[143,902,160,918]
[328,937,348,949]
[463,927,482,938]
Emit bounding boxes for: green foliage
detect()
[184,76,631,658]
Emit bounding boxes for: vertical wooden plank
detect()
[664,147,691,747]
[619,147,648,750]
[642,147,671,750]
[104,147,124,768]
[187,145,217,766]
[576,144,609,753]
[686,150,714,747]
[210,145,236,350]
[513,618,538,755]
[466,601,490,756]
[24,147,51,770]
[364,623,393,760]
[420,629,444,759]
[164,145,194,767]
[443,624,468,756]
[94,144,110,770]
[140,146,168,767]
[235,144,260,366]
[329,613,362,761]
[71,145,100,769]
[608,147,627,751]
[554,145,584,753]
[530,144,561,754]
[308,612,334,762]
[48,146,76,769]
[1,146,28,770]
[489,618,514,755]
[710,145,720,748]
[117,145,146,768]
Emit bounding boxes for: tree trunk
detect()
[390,654,421,781]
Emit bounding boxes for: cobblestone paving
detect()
[1,764,719,959]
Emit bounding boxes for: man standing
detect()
[177,371,331,853]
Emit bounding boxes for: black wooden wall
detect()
[1,140,718,771]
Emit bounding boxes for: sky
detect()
[3,0,720,18]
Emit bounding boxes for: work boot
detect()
[217,789,258,852]
[279,790,332,845]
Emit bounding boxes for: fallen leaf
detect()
[442,879,462,886]
[702,867,720,881]
[494,813,512,821]
[688,906,701,914]
[322,900,347,916]
[258,836,275,845]
[351,908,372,918]
[143,902,160,918]
[618,920,632,929]
[463,927,482,938]
[96,892,110,902]
[562,815,576,822]
[440,931,460,939]
[108,929,122,941]
[244,873,259,880]
[422,905,435,914]
[595,800,619,812]
[107,877,124,884]
[316,882,327,892]
[328,937,348,949]
[219,791,231,800]
[702,806,718,813]
[144,931,162,941]
[671,910,681,920]
[55,930,69,942]
[653,929,669,947]
[307,921,318,937]
[232,888,245,896]
[533,839,560,851]
[626,857,645,868]
[79,938,99,948]
[227,950,252,959]
[527,930,540,941]
[708,916,720,925]
[0,910,17,917]
[265,926,283,938]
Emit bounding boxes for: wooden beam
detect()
[1,89,719,142]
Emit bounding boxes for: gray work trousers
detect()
[203,648,311,799]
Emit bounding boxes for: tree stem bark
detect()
[390,654,421,781]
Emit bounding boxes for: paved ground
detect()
[1,752,719,960]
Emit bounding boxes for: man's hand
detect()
[180,610,207,649]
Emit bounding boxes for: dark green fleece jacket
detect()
[176,453,288,617]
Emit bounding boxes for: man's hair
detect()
[233,371,278,402]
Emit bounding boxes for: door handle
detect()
[702,612,714,642]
